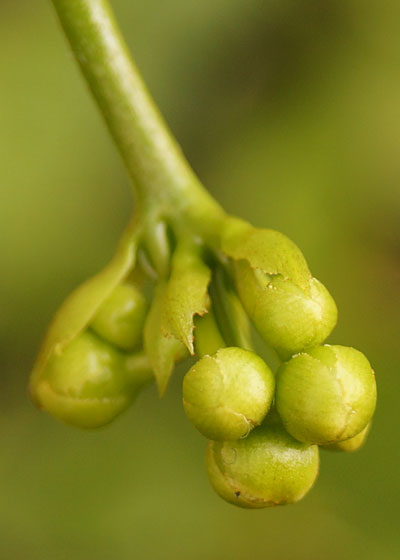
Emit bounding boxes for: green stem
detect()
[125,352,154,387]
[51,0,225,242]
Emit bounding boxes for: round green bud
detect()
[206,423,319,508]
[234,261,337,360]
[35,331,144,428]
[322,423,371,452]
[183,347,275,441]
[90,283,147,351]
[276,345,377,444]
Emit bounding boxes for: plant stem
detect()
[51,0,225,241]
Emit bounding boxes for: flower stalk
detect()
[51,0,225,243]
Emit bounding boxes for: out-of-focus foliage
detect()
[0,0,399,558]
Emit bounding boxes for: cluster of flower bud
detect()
[32,0,377,511]
[30,215,376,508]
[182,218,377,508]
[30,283,151,428]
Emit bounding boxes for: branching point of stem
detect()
[51,0,225,243]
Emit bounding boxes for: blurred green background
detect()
[1,1,399,558]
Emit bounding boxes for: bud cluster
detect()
[31,282,151,428]
[34,0,378,513]
[30,215,377,508]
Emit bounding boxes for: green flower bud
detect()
[90,283,147,351]
[276,345,377,444]
[322,423,371,452]
[33,331,149,428]
[183,347,275,441]
[234,261,337,360]
[206,423,319,508]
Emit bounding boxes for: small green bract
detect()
[206,422,320,508]
[276,345,377,444]
[183,347,275,441]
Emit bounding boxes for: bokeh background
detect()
[1,1,399,558]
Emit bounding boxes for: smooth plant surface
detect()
[322,423,371,452]
[91,283,147,351]
[206,422,320,508]
[33,330,151,428]
[27,0,378,510]
[275,345,377,444]
[183,347,275,441]
[234,260,338,360]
